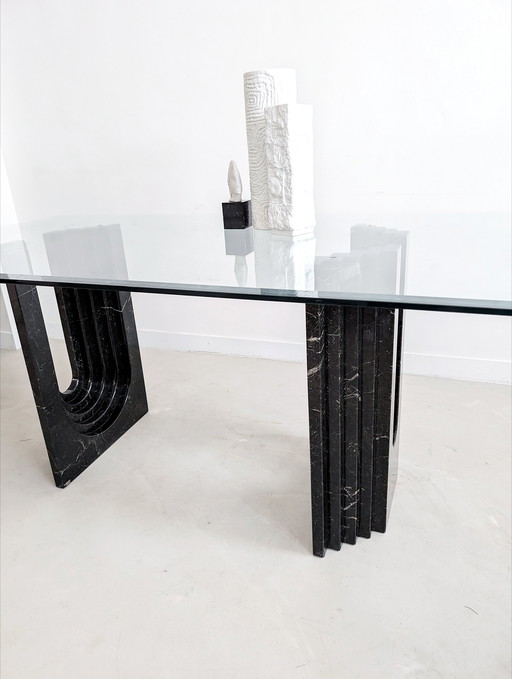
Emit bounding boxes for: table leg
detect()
[7,284,148,488]
[306,304,403,557]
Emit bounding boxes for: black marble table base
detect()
[7,284,148,488]
[6,286,403,557]
[306,304,403,557]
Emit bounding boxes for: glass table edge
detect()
[0,273,511,316]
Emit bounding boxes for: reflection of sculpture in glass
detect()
[315,224,408,295]
[223,225,254,287]
[244,69,297,230]
[251,223,408,294]
[253,229,315,290]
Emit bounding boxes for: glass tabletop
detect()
[0,212,511,315]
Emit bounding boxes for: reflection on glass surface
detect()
[0,212,510,313]
[43,224,128,279]
[224,227,254,287]
[316,225,408,295]
[0,240,32,276]
[254,230,315,290]
[223,228,254,257]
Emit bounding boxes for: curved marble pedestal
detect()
[7,284,148,488]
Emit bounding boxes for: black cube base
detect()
[222,200,252,229]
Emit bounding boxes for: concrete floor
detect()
[0,342,510,679]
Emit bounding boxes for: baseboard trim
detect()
[0,330,18,350]
[0,285,20,350]
[137,328,307,363]
[402,352,511,384]
[43,323,511,384]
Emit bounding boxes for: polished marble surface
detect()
[0,213,510,314]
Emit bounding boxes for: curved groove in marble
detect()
[56,288,131,435]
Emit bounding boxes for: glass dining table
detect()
[1,212,510,556]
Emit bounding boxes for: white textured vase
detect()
[265,103,315,235]
[243,69,297,230]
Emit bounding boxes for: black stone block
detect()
[222,200,252,229]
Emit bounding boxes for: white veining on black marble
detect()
[7,283,148,488]
[306,303,403,556]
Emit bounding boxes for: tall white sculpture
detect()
[265,103,315,235]
[243,69,297,230]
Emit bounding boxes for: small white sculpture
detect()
[222,161,252,229]
[228,160,243,202]
[244,69,297,230]
[265,103,315,234]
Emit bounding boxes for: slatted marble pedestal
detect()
[306,304,403,557]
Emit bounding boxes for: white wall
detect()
[1,0,510,381]
[0,153,22,349]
